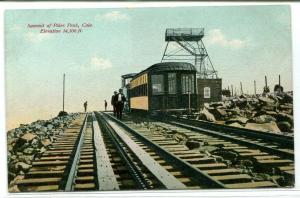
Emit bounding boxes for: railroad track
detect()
[15,114,95,191]
[16,112,218,191]
[114,112,294,188]
[163,114,294,152]
[96,112,224,190]
[15,111,293,191]
[158,114,294,163]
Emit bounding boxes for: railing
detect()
[166,28,204,37]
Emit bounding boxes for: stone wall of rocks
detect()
[196,91,293,134]
[7,113,80,188]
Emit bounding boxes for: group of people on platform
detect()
[82,89,126,119]
[111,89,126,119]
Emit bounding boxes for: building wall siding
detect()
[197,78,222,108]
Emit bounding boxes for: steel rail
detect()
[62,113,88,191]
[95,112,151,190]
[166,120,294,161]
[103,112,226,189]
[164,115,294,147]
[92,113,119,190]
[100,112,187,189]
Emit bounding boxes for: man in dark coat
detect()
[84,101,87,112]
[115,89,126,119]
[111,91,118,116]
[104,100,108,111]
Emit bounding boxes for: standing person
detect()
[104,100,107,111]
[111,91,118,116]
[115,88,126,119]
[84,101,87,112]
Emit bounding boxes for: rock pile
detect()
[196,91,293,134]
[7,113,80,189]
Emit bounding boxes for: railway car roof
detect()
[121,73,137,79]
[148,62,197,72]
[132,62,196,79]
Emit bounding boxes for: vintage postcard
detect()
[5,5,294,193]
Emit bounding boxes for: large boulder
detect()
[15,162,32,172]
[197,108,216,122]
[277,92,293,104]
[278,104,293,111]
[40,126,48,133]
[173,132,188,143]
[225,107,241,117]
[41,138,52,147]
[31,138,40,148]
[224,100,235,109]
[243,109,255,118]
[47,124,54,130]
[264,111,278,117]
[185,140,200,150]
[8,185,20,193]
[13,140,30,152]
[236,98,248,108]
[208,108,227,120]
[227,122,243,128]
[250,114,276,124]
[22,147,34,155]
[198,145,219,153]
[20,133,36,142]
[225,116,248,125]
[39,146,47,153]
[268,94,279,104]
[204,103,214,110]
[18,155,34,165]
[9,175,24,186]
[258,97,275,105]
[277,121,292,132]
[248,100,260,110]
[211,148,239,162]
[274,112,293,125]
[245,121,281,133]
[209,102,224,108]
[261,105,277,112]
[33,123,42,131]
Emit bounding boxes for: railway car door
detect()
[167,73,177,109]
[151,74,165,110]
[181,73,195,109]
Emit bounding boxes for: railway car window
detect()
[138,86,141,96]
[168,73,176,94]
[144,85,147,96]
[181,74,194,94]
[141,85,145,96]
[143,84,147,96]
[204,87,211,98]
[130,87,135,97]
[151,75,164,95]
[130,83,148,97]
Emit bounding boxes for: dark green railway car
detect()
[129,62,197,112]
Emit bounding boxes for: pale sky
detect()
[5,5,292,130]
